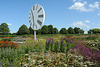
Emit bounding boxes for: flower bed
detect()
[0,41,18,49]
[45,38,75,53]
[1,37,12,39]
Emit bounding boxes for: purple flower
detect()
[61,40,64,44]
[75,44,100,62]
[48,40,50,45]
[47,38,54,41]
[0,62,2,67]
[56,41,59,45]
[52,40,54,44]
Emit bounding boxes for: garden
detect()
[0,34,100,67]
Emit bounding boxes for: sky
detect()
[0,0,100,34]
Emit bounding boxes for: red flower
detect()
[0,41,18,49]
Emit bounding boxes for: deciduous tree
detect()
[17,24,30,35]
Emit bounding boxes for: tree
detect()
[68,27,75,34]
[48,25,54,34]
[37,29,41,34]
[0,23,10,34]
[74,27,80,34]
[80,29,84,34]
[29,27,34,34]
[59,28,68,34]
[17,24,30,35]
[41,25,48,34]
[53,28,58,34]
[88,28,100,34]
[88,29,92,34]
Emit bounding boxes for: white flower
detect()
[75,56,78,58]
[25,54,29,56]
[78,56,83,60]
[64,64,67,67]
[28,58,31,60]
[24,63,29,67]
[32,60,35,64]
[38,60,42,64]
[92,44,95,46]
[84,65,87,67]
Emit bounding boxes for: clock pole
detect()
[34,30,36,41]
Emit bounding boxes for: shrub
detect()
[0,47,25,67]
[86,36,98,40]
[2,38,11,41]
[0,41,18,49]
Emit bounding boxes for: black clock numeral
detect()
[31,9,34,27]
[36,4,38,10]
[30,23,32,26]
[36,25,37,29]
[33,6,35,10]
[37,20,42,25]
[37,8,42,13]
[38,14,43,18]
[29,20,31,22]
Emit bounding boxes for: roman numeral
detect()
[30,23,32,26]
[29,20,31,23]
[38,14,43,18]
[36,25,37,29]
[37,20,42,25]
[33,6,35,10]
[37,8,42,13]
[36,4,38,10]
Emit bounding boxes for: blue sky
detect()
[0,0,100,33]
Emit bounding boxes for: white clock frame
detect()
[29,4,45,41]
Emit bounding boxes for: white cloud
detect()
[69,2,93,12]
[73,0,76,2]
[89,2,99,9]
[97,13,100,15]
[70,21,90,28]
[73,0,81,2]
[84,20,90,23]
[7,23,12,26]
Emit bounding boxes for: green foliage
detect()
[45,39,75,53]
[41,25,48,34]
[74,27,84,34]
[0,23,10,34]
[59,28,68,34]
[0,48,25,67]
[74,27,80,34]
[88,28,100,34]
[36,29,41,34]
[17,24,30,35]
[2,38,11,41]
[86,36,98,40]
[23,39,45,52]
[68,27,75,34]
[53,27,58,34]
[48,25,54,34]
[11,33,17,35]
[80,29,84,34]
[29,27,34,34]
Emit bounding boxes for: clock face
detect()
[29,4,45,30]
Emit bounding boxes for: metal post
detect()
[34,30,36,41]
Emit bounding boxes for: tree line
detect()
[0,23,100,35]
[16,24,84,35]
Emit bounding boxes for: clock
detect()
[29,4,45,30]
